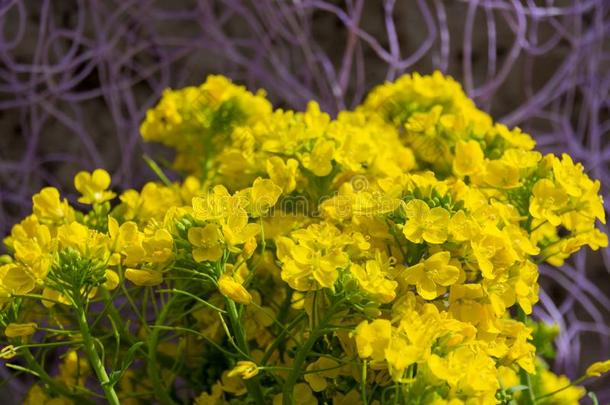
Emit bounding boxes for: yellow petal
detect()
[125,268,163,286]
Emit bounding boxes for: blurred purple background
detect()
[1,0,609,401]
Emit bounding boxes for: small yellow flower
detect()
[404,251,460,300]
[350,256,397,304]
[428,346,499,395]
[5,322,37,338]
[227,360,259,380]
[585,359,610,377]
[304,357,340,392]
[220,369,247,396]
[142,229,174,263]
[353,319,391,362]
[266,157,299,193]
[124,268,163,286]
[272,383,317,405]
[453,140,484,177]
[218,274,252,305]
[194,383,224,405]
[0,263,36,296]
[248,177,283,217]
[402,199,450,244]
[538,368,585,403]
[188,224,224,262]
[74,169,116,204]
[483,160,520,189]
[302,139,334,176]
[275,223,350,291]
[529,179,568,226]
[32,187,74,224]
[552,154,585,197]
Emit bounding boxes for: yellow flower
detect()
[266,157,299,193]
[470,227,517,279]
[188,224,224,262]
[193,186,260,251]
[220,369,247,396]
[332,390,363,405]
[302,139,335,176]
[32,187,74,224]
[194,383,224,405]
[57,350,89,387]
[108,217,146,266]
[404,251,460,300]
[402,199,450,244]
[248,177,283,217]
[428,345,498,397]
[501,149,541,168]
[585,359,610,377]
[350,257,397,304]
[124,268,163,286]
[482,160,520,189]
[57,222,110,262]
[529,179,568,226]
[494,124,536,150]
[453,140,484,177]
[227,360,259,380]
[304,357,340,392]
[272,383,317,405]
[142,229,174,263]
[353,319,391,362]
[192,186,231,222]
[448,210,479,242]
[218,274,252,305]
[449,284,498,333]
[538,368,584,404]
[275,223,349,291]
[5,322,37,338]
[552,154,585,197]
[0,263,36,296]
[74,169,116,204]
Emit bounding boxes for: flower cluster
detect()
[0,72,608,404]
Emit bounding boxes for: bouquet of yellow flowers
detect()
[1,72,608,404]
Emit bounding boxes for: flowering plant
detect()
[0,73,608,404]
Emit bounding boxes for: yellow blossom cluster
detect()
[0,72,607,404]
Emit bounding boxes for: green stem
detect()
[516,308,536,405]
[282,297,344,405]
[143,155,173,187]
[282,330,321,405]
[75,305,120,405]
[100,288,136,345]
[147,296,178,405]
[361,360,368,405]
[21,348,96,404]
[261,312,307,365]
[226,299,266,405]
[519,368,536,405]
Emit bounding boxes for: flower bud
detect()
[586,359,610,378]
[5,322,37,338]
[218,275,252,305]
[0,345,17,359]
[227,361,259,380]
[125,268,163,286]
